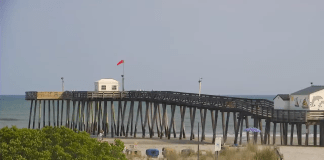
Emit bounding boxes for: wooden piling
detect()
[168,105,176,139]
[121,101,127,136]
[134,101,141,137]
[48,100,50,126]
[57,100,60,127]
[290,123,294,145]
[225,112,230,143]
[239,115,243,145]
[33,100,37,129]
[28,100,34,129]
[143,101,150,137]
[52,100,55,127]
[179,106,186,140]
[305,124,309,146]
[201,109,207,141]
[43,100,46,128]
[60,100,64,126]
[259,119,263,144]
[190,107,196,140]
[117,100,121,136]
[245,116,250,143]
[38,100,41,129]
[314,125,317,146]
[111,101,116,137]
[253,117,258,144]
[273,122,276,145]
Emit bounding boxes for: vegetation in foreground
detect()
[0,126,126,160]
[127,143,280,160]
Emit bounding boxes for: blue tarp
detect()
[146,149,159,158]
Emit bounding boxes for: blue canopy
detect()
[146,149,159,157]
[244,127,261,133]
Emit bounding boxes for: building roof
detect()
[274,94,290,101]
[95,78,118,83]
[291,86,324,95]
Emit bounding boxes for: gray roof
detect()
[291,86,324,95]
[274,94,290,101]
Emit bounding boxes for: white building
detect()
[290,86,324,110]
[94,79,119,92]
[273,94,290,110]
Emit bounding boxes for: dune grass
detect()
[126,143,280,160]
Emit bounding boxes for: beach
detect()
[102,136,324,160]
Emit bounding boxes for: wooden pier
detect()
[25,91,324,146]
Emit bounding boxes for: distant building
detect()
[274,85,324,110]
[273,94,290,110]
[290,86,324,110]
[94,79,119,92]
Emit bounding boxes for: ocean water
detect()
[0,95,316,139]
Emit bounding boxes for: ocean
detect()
[0,95,314,140]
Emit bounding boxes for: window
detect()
[101,85,106,90]
[112,85,117,90]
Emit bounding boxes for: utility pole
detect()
[198,78,202,96]
[61,77,64,92]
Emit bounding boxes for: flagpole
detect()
[122,62,124,91]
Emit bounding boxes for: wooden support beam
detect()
[290,123,294,145]
[201,109,207,141]
[273,123,276,145]
[234,113,241,144]
[239,115,244,145]
[280,123,283,145]
[168,105,176,139]
[210,110,216,143]
[60,100,64,126]
[298,123,302,145]
[48,100,50,126]
[52,100,55,127]
[39,100,41,129]
[86,101,91,133]
[190,107,196,140]
[43,100,46,128]
[314,125,317,146]
[81,101,86,131]
[134,101,141,137]
[245,116,250,143]
[161,103,167,139]
[102,101,107,136]
[130,101,134,136]
[28,100,34,129]
[253,117,258,144]
[143,101,150,137]
[285,123,289,145]
[57,100,60,127]
[259,119,263,144]
[179,106,186,140]
[33,100,37,129]
[224,112,230,143]
[305,124,309,146]
[71,100,76,129]
[222,110,226,143]
[111,101,117,137]
[126,101,134,137]
[157,104,163,138]
[139,101,144,138]
[92,101,97,134]
[117,100,121,136]
[150,102,158,138]
[121,101,127,136]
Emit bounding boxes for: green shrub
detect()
[0,126,126,160]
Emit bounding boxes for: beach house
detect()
[94,78,119,91]
[273,94,290,110]
[274,85,324,110]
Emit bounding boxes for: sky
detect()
[1,0,324,95]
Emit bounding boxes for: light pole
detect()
[61,77,64,92]
[198,78,202,96]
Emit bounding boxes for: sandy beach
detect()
[101,136,324,160]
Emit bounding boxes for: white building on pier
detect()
[94,78,119,92]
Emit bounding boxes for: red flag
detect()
[117,60,124,66]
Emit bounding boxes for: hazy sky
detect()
[1,0,324,95]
